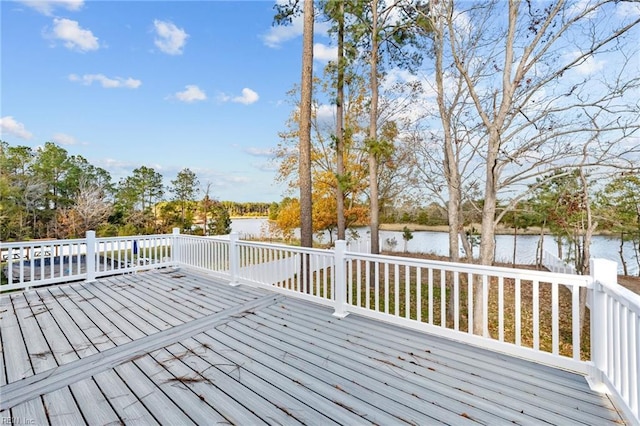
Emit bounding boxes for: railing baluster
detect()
[499,276,504,342]
[440,269,446,328]
[572,283,580,360]
[428,268,433,325]
[394,264,399,316]
[405,265,410,319]
[454,271,459,331]
[515,278,521,346]
[533,280,540,350]
[417,267,422,322]
[552,281,559,355]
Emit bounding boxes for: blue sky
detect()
[1,0,336,202]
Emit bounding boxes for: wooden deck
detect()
[0,268,629,425]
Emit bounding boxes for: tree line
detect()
[0,141,271,241]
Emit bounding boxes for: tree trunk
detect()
[512,222,517,267]
[476,130,500,335]
[368,0,380,255]
[299,0,314,248]
[618,233,628,276]
[578,166,597,336]
[336,1,346,241]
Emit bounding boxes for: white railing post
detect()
[333,240,349,318]
[589,258,617,391]
[229,232,240,286]
[85,231,96,282]
[172,228,181,266]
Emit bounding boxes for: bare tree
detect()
[417,0,640,334]
[73,179,112,234]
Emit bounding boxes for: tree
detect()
[417,0,640,335]
[325,0,348,241]
[598,173,640,275]
[71,178,112,236]
[115,166,164,233]
[299,0,315,248]
[401,225,413,252]
[345,0,428,254]
[171,168,200,231]
[275,198,301,242]
[206,201,231,236]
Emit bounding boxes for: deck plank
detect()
[149,342,270,425]
[101,275,199,324]
[162,339,314,425]
[113,361,197,425]
[0,295,10,386]
[209,312,492,424]
[132,350,232,425]
[9,398,49,426]
[2,294,36,383]
[75,279,164,337]
[69,378,121,425]
[92,369,160,425]
[22,290,90,365]
[262,298,623,424]
[42,387,85,425]
[47,286,118,352]
[63,282,146,342]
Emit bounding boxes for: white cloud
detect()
[262,20,303,48]
[244,147,273,157]
[153,19,188,55]
[261,13,330,48]
[313,43,337,62]
[51,133,79,145]
[173,85,207,103]
[220,88,259,105]
[68,73,141,89]
[574,55,606,76]
[232,88,259,105]
[0,116,33,140]
[316,104,335,123]
[48,18,99,52]
[18,0,83,16]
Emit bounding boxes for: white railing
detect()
[1,237,88,290]
[543,250,577,274]
[1,231,174,291]
[235,237,336,307]
[172,233,230,277]
[1,232,638,423]
[591,259,640,423]
[340,249,592,373]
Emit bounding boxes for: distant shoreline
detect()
[380,223,621,237]
[230,217,623,237]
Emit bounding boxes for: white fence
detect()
[0,231,174,291]
[1,231,638,423]
[543,250,577,274]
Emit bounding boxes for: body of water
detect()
[231,218,639,276]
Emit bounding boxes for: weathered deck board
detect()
[9,399,48,426]
[0,269,629,425]
[92,369,160,425]
[69,378,121,425]
[169,337,362,425]
[213,306,513,424]
[132,350,232,425]
[249,299,620,424]
[1,295,34,384]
